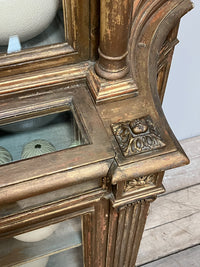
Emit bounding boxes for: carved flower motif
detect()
[125,174,157,192]
[130,118,148,135]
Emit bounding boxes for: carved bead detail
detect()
[111,116,165,157]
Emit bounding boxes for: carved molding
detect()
[124,174,157,192]
[158,38,179,72]
[157,23,180,102]
[129,0,193,92]
[87,67,138,103]
[111,116,165,157]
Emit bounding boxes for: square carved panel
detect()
[111,116,166,157]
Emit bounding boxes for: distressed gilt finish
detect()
[0,0,193,266]
[94,0,132,80]
[111,116,166,157]
[0,0,97,78]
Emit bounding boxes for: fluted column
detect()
[106,198,155,267]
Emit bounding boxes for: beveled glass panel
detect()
[0,0,65,54]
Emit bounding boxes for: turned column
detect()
[95,0,132,80]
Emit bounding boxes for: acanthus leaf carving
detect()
[124,174,157,192]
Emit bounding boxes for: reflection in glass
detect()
[0,0,65,54]
[0,110,87,164]
[0,217,83,267]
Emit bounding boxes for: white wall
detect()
[163,0,200,140]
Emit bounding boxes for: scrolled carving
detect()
[128,0,193,103]
[124,174,157,192]
[111,116,165,157]
[101,176,110,190]
[158,37,179,72]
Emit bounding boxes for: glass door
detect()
[0,216,83,267]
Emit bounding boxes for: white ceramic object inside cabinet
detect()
[0,218,82,266]
[14,224,59,242]
[0,0,59,45]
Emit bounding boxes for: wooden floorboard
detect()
[136,136,200,266]
[163,136,200,194]
[145,183,200,230]
[137,209,200,265]
[138,245,200,267]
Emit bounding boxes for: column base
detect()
[87,67,138,103]
[95,60,129,81]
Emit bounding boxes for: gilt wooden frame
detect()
[0,0,99,78]
[0,0,193,266]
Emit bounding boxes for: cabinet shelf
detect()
[47,246,83,267]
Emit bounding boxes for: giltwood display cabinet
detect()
[0,0,193,266]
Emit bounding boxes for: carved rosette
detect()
[124,174,157,192]
[111,116,165,157]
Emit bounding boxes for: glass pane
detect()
[0,216,83,267]
[0,0,65,54]
[0,110,88,165]
[47,247,83,267]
